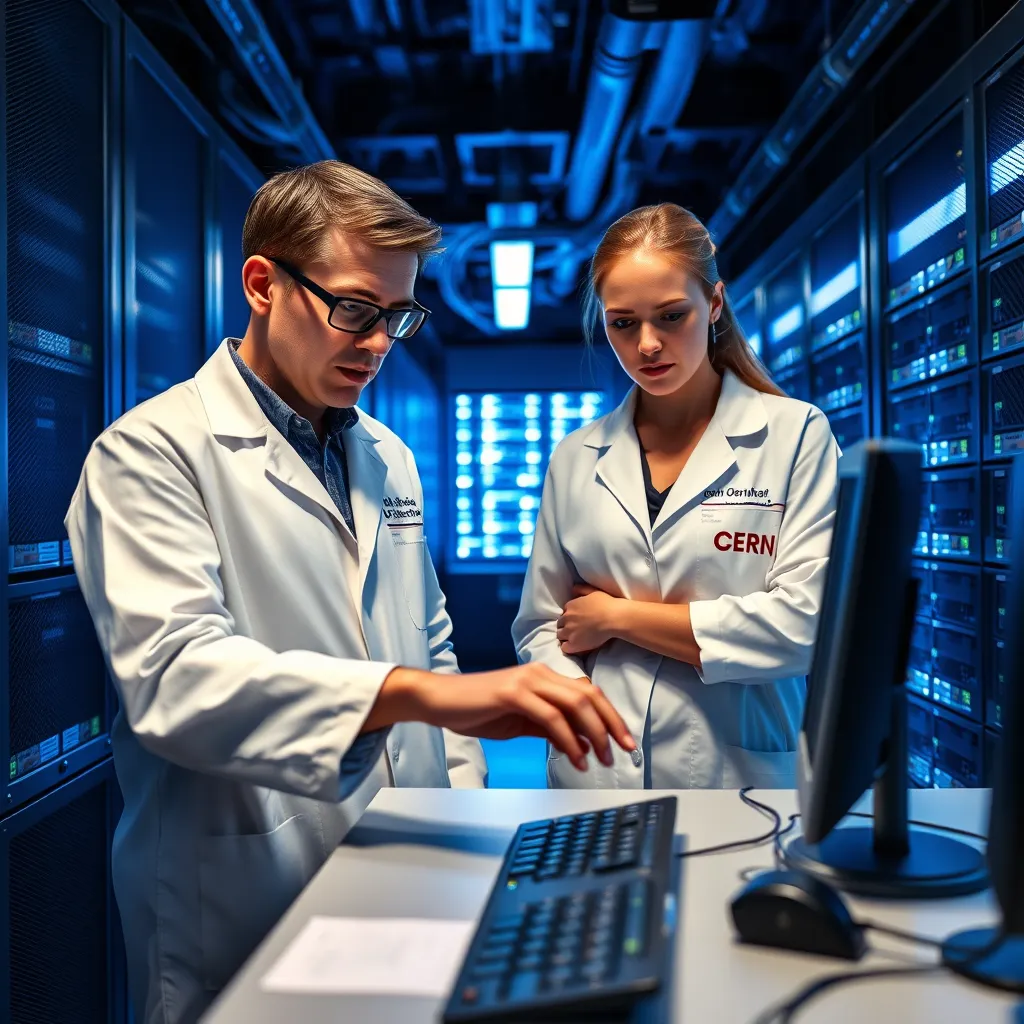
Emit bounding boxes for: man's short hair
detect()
[242,160,442,270]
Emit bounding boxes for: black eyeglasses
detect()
[268,257,430,340]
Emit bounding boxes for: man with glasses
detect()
[65,160,636,1024]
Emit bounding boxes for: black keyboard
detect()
[442,797,679,1023]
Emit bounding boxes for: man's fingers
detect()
[574,680,636,754]
[512,690,588,769]
[534,681,613,768]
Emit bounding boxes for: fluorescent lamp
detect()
[770,304,804,343]
[748,331,762,356]
[990,139,1024,196]
[888,183,966,263]
[491,241,534,288]
[494,287,531,329]
[810,261,859,317]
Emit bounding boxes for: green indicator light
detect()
[91,716,101,736]
[995,297,1003,308]
[624,939,640,956]
[994,332,1001,350]
[506,879,518,891]
[956,247,965,262]
[958,344,966,358]
[9,759,16,780]
[992,229,999,245]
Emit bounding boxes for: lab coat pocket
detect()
[721,745,796,790]
[390,525,428,630]
[198,814,322,992]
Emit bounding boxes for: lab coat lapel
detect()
[344,421,389,598]
[585,390,653,550]
[654,370,768,533]
[196,341,354,538]
[263,432,353,539]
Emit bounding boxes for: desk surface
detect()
[204,788,1019,1024]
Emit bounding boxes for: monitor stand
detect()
[782,581,989,899]
[941,928,1024,994]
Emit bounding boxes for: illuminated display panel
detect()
[733,294,761,357]
[985,54,1024,251]
[450,390,605,569]
[885,114,967,307]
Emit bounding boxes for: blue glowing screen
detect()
[451,390,605,566]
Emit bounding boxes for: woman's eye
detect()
[661,311,685,323]
[609,319,634,331]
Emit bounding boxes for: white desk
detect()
[203,788,1020,1023]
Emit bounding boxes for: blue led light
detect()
[810,261,859,317]
[491,240,535,288]
[888,183,966,263]
[748,332,762,356]
[770,304,804,343]
[990,139,1024,196]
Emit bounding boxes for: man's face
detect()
[259,228,419,414]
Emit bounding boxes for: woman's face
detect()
[601,249,724,396]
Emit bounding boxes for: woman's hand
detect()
[557,584,622,655]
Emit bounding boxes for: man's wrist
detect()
[363,667,433,732]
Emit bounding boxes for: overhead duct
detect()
[708,0,920,243]
[563,13,649,223]
[564,11,710,224]
[203,0,334,162]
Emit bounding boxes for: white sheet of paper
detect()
[260,916,476,998]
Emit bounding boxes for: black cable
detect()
[676,787,784,859]
[750,965,940,1024]
[856,919,946,950]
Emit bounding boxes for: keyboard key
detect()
[472,961,509,980]
[478,944,515,962]
[506,971,541,1003]
[623,880,649,957]
[517,954,544,971]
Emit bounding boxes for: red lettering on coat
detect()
[714,531,732,551]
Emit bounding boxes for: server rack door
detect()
[5,576,113,812]
[124,27,211,408]
[983,46,1024,256]
[5,0,112,579]
[0,759,126,1024]
[215,146,262,352]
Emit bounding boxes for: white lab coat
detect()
[64,340,485,1024]
[513,368,839,791]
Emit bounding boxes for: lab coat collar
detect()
[580,369,768,539]
[195,341,386,556]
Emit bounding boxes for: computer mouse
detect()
[730,869,866,961]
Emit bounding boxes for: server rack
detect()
[0,760,127,1024]
[123,23,215,409]
[214,139,264,353]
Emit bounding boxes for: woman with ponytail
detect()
[512,203,840,790]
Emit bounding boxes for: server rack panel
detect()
[984,349,1024,458]
[989,633,1006,729]
[810,198,864,354]
[984,728,1002,787]
[906,616,933,700]
[986,567,1008,639]
[0,759,127,1024]
[984,247,1024,358]
[764,255,807,378]
[775,364,812,403]
[932,707,984,789]
[5,576,112,812]
[887,369,977,467]
[983,45,1024,256]
[930,621,982,721]
[5,0,112,577]
[810,332,864,415]
[216,146,262,350]
[733,293,762,358]
[908,694,935,788]
[124,27,211,408]
[448,390,606,572]
[884,280,973,391]
[825,404,868,449]
[984,464,1012,563]
[911,560,981,632]
[915,467,981,561]
[884,109,969,310]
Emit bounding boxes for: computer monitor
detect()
[942,463,1024,991]
[780,438,989,898]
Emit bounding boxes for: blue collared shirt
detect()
[229,339,358,535]
[228,340,386,790]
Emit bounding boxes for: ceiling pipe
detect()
[563,13,649,223]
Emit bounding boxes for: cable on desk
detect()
[855,920,946,950]
[676,788,783,859]
[749,965,940,1024]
